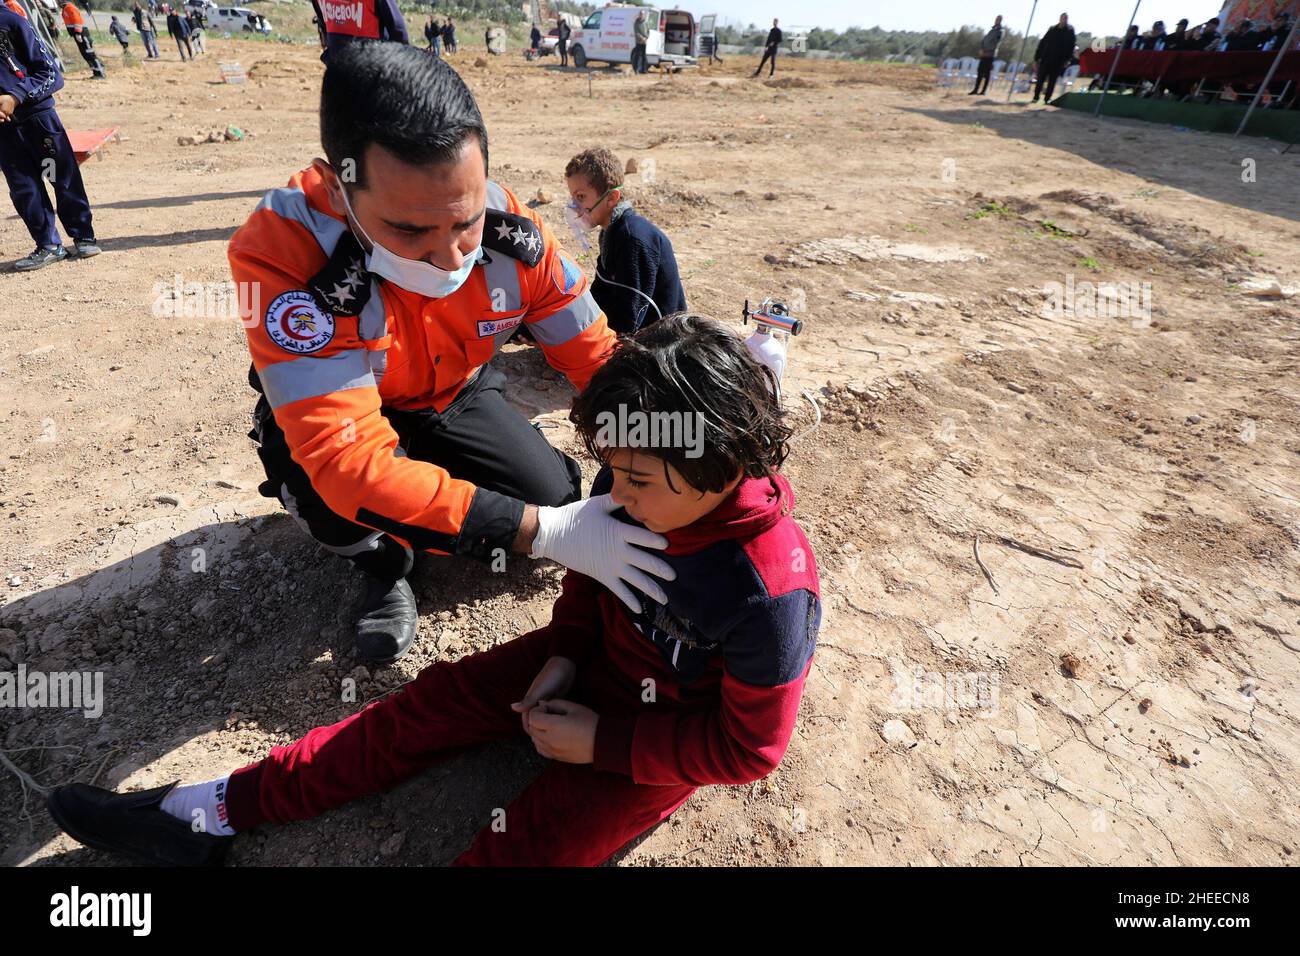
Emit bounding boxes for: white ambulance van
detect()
[569,4,700,71]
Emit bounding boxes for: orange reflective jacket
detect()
[229,166,615,557]
[61,3,83,27]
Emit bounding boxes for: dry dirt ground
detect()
[2,40,1299,867]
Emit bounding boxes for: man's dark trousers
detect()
[973,56,994,93]
[70,28,105,75]
[558,38,567,65]
[632,41,646,73]
[1034,61,1066,102]
[756,44,777,76]
[249,364,582,580]
[0,108,95,249]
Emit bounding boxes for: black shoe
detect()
[355,576,417,665]
[47,781,230,866]
[14,245,68,271]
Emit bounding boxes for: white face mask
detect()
[337,180,481,298]
[563,201,594,251]
[563,186,619,251]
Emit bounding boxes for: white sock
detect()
[159,776,236,837]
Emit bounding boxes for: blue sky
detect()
[707,1,1227,36]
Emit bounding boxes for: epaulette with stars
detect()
[308,231,372,317]
[482,208,545,268]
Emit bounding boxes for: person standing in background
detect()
[557,15,570,67]
[752,18,781,77]
[108,13,130,53]
[165,4,192,61]
[969,15,1003,95]
[442,17,455,54]
[1030,12,1075,104]
[132,1,159,58]
[187,6,204,55]
[0,3,102,270]
[309,0,407,63]
[632,9,649,74]
[61,1,107,77]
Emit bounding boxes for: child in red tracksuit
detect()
[47,313,821,866]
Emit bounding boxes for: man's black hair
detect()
[570,313,792,494]
[320,41,488,189]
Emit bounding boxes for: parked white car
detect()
[207,6,272,34]
[569,4,700,70]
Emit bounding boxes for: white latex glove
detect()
[530,494,675,612]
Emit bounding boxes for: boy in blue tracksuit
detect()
[0,6,101,270]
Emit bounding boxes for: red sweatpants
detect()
[224,628,696,866]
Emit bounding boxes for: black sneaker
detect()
[72,239,102,258]
[14,245,68,271]
[355,576,418,665]
[47,781,231,866]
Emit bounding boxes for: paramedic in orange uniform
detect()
[231,43,674,665]
[309,0,408,61]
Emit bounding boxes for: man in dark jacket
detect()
[1031,12,1076,104]
[308,0,407,63]
[753,18,781,77]
[1138,20,1167,50]
[1163,18,1189,51]
[969,15,1004,95]
[0,5,101,270]
[166,5,192,60]
[1223,19,1264,51]
[565,147,686,335]
[1191,18,1221,50]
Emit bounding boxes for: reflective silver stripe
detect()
[282,483,385,556]
[528,289,602,346]
[368,347,388,390]
[259,349,375,409]
[481,252,522,313]
[256,187,348,255]
[357,282,387,341]
[493,325,521,351]
[485,180,509,211]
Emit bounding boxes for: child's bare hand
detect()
[511,656,577,734]
[525,699,599,764]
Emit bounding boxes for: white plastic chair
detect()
[1060,64,1082,93]
[937,58,958,88]
[1005,61,1032,93]
[958,56,979,84]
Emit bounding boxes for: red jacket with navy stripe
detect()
[540,473,820,786]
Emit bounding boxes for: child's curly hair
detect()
[564,146,625,195]
[570,313,792,493]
